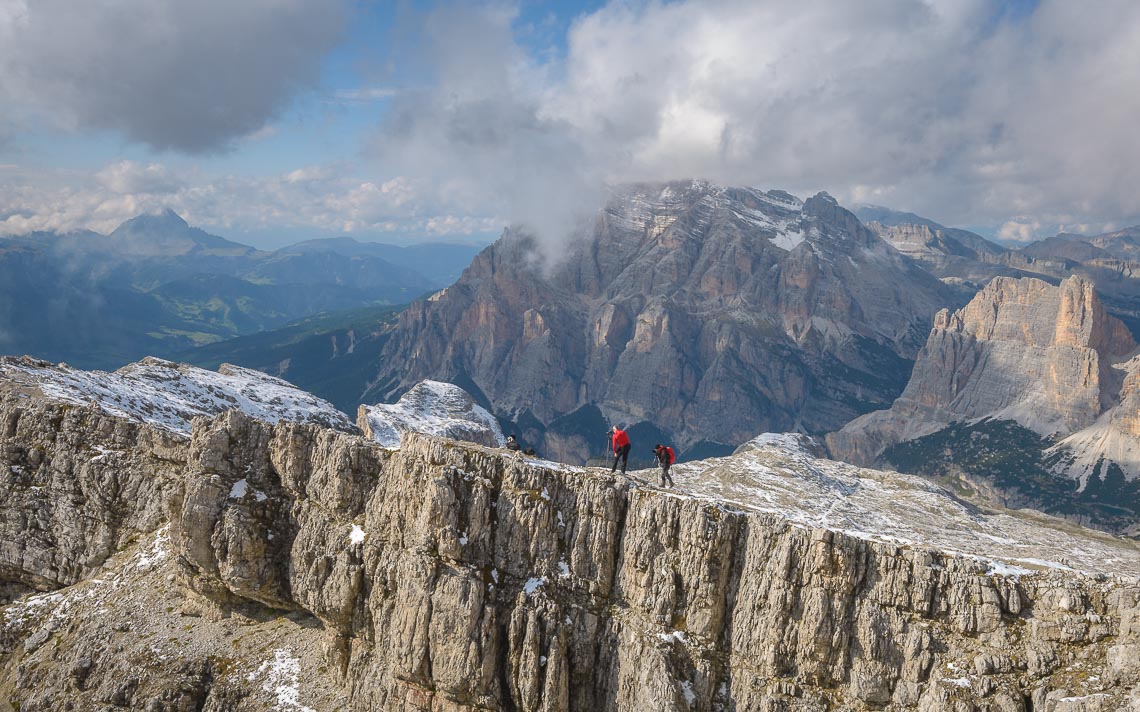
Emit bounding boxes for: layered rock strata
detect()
[828,276,1137,468]
[366,181,956,462]
[4,400,1140,710]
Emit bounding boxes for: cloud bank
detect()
[0,0,346,152]
[2,0,1139,244]
[374,0,1140,242]
[0,160,502,243]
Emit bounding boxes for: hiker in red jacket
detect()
[610,425,631,474]
[653,443,675,487]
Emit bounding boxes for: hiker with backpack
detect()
[653,443,675,487]
[610,425,631,474]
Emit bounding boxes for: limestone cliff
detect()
[366,182,957,462]
[828,276,1136,465]
[4,389,1140,709]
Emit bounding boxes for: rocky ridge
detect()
[368,181,957,463]
[3,375,1140,709]
[0,355,356,436]
[357,379,505,448]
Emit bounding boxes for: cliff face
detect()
[368,182,956,462]
[5,394,1140,710]
[828,276,1136,465]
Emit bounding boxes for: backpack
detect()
[665,446,675,465]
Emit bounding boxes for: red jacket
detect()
[612,429,630,452]
[665,446,675,465]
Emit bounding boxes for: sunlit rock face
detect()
[5,399,1140,710]
[829,276,1137,466]
[829,276,1140,535]
[368,181,956,462]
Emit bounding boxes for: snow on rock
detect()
[349,524,366,545]
[0,356,355,437]
[247,649,317,712]
[769,228,805,251]
[229,479,249,499]
[667,432,1140,578]
[358,380,505,449]
[522,577,545,596]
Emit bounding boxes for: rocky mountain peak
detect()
[369,180,955,461]
[105,209,253,258]
[830,275,1140,521]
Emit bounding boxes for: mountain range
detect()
[0,210,482,369]
[8,186,1140,533]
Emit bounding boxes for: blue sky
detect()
[1,0,1138,247]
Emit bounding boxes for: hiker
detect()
[523,447,537,457]
[505,435,521,451]
[653,443,675,487]
[610,425,631,474]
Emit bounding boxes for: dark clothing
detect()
[611,443,631,474]
[505,436,521,451]
[655,445,675,487]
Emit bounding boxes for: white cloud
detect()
[0,0,347,152]
[998,219,1044,244]
[96,161,184,195]
[371,0,1140,243]
[0,161,502,241]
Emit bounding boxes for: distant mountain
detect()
[856,208,1140,338]
[828,276,1140,534]
[103,209,256,258]
[364,181,959,463]
[1019,235,1109,262]
[281,237,483,286]
[0,212,481,369]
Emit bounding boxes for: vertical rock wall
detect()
[170,412,1140,711]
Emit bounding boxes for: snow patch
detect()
[229,479,249,499]
[0,357,353,436]
[679,680,696,706]
[349,524,366,545]
[248,649,316,712]
[89,444,122,462]
[361,380,504,449]
[522,577,545,596]
[770,229,804,252]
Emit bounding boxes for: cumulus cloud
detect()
[0,0,347,152]
[372,0,1140,245]
[0,161,502,242]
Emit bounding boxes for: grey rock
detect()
[4,391,1140,710]
[367,181,956,462]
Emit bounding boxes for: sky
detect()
[1,0,1139,248]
